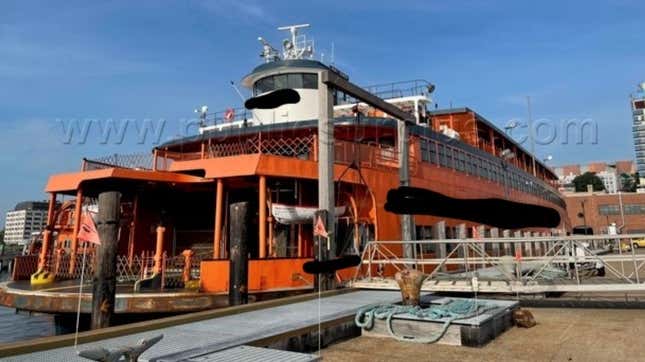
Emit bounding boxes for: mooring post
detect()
[313,209,333,291]
[91,191,121,329]
[229,201,249,306]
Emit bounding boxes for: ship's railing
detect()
[83,134,415,176]
[156,135,317,162]
[353,234,645,293]
[334,79,432,106]
[153,134,421,176]
[417,135,565,208]
[201,107,252,126]
[10,255,39,281]
[82,153,156,171]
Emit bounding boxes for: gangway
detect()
[351,234,645,294]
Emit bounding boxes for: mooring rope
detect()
[355,299,498,344]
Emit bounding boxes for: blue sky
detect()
[1,0,644,226]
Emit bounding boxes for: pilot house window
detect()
[253,73,319,95]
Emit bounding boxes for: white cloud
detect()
[198,0,274,24]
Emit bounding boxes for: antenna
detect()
[331,42,335,65]
[277,24,314,60]
[277,23,311,45]
[230,81,246,103]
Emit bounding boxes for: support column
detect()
[456,223,467,270]
[514,230,522,257]
[214,179,224,259]
[502,230,511,255]
[259,176,267,258]
[127,192,139,266]
[432,221,447,272]
[533,232,542,256]
[37,193,57,271]
[523,231,533,257]
[69,188,83,275]
[476,225,486,269]
[317,74,335,272]
[490,228,500,257]
[153,225,165,275]
[91,191,121,329]
[398,120,415,259]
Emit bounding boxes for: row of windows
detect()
[419,137,564,208]
[599,204,645,216]
[253,73,318,95]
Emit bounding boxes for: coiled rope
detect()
[355,299,498,344]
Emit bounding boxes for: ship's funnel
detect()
[244,88,300,110]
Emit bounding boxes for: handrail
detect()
[354,234,645,293]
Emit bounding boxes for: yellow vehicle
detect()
[621,238,645,251]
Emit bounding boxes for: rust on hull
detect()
[0,281,227,314]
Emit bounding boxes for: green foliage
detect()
[0,229,4,244]
[620,173,638,192]
[572,172,605,192]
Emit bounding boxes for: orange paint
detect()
[259,176,267,258]
[214,179,224,259]
[200,260,230,293]
[68,188,83,274]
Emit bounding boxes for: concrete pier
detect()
[0,290,400,361]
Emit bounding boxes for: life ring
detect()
[224,108,235,122]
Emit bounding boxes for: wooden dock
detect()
[0,290,400,361]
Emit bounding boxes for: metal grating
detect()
[187,346,319,362]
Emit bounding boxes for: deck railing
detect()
[353,234,645,293]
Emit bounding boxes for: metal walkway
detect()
[3,290,400,362]
[351,234,645,294]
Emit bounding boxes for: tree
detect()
[620,172,638,192]
[572,172,605,192]
[0,229,4,244]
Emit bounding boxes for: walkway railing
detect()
[352,234,645,293]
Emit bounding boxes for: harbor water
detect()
[0,272,54,344]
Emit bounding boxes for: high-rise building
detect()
[631,82,645,186]
[3,201,49,245]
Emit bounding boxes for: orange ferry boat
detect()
[0,25,567,316]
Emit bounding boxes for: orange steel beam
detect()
[259,176,267,258]
[153,225,166,274]
[213,179,224,259]
[46,168,209,193]
[68,188,83,274]
[38,193,57,271]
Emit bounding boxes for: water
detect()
[0,272,55,344]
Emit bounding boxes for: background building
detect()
[3,201,49,245]
[566,191,645,234]
[632,82,645,186]
[554,160,636,194]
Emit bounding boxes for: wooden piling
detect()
[314,209,335,291]
[91,191,121,330]
[229,201,249,306]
